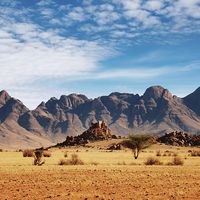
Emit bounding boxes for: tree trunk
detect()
[133,148,139,159]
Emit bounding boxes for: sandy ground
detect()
[0,144,200,200]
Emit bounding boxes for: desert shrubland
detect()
[59,153,84,165]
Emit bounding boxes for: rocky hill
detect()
[157,131,200,146]
[55,121,117,147]
[0,85,200,149]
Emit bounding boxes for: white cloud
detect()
[144,1,163,11]
[67,7,86,22]
[0,0,200,108]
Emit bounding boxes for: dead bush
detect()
[173,152,178,157]
[64,151,68,158]
[90,161,99,166]
[156,150,161,156]
[190,150,200,157]
[144,157,163,165]
[59,154,84,165]
[23,149,34,157]
[167,156,184,166]
[43,151,51,157]
[117,161,126,165]
[0,149,3,152]
[58,159,69,165]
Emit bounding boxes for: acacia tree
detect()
[122,134,153,159]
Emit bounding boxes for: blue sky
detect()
[0,0,200,109]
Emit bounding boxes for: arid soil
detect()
[0,144,199,200]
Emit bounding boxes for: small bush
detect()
[64,151,68,158]
[167,156,184,166]
[144,157,162,165]
[190,150,200,157]
[59,154,84,165]
[156,150,161,156]
[117,161,126,165]
[173,152,178,157]
[162,153,167,156]
[90,161,99,166]
[0,149,3,152]
[43,151,51,157]
[23,149,34,157]
[70,154,84,165]
[58,159,69,165]
[129,162,138,165]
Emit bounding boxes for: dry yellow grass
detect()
[0,144,199,199]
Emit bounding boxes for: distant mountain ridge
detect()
[0,85,200,149]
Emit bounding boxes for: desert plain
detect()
[0,142,199,200]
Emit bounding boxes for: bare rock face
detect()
[56,121,117,146]
[157,131,200,146]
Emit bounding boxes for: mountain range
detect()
[0,85,200,149]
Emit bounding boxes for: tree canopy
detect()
[122,134,153,159]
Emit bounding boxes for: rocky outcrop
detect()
[157,131,200,146]
[56,121,117,146]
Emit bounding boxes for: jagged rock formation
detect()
[157,131,200,146]
[0,85,200,149]
[55,121,117,146]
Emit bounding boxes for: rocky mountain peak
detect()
[143,86,173,101]
[0,90,11,106]
[183,87,200,116]
[59,93,89,109]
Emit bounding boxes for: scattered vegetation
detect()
[121,134,153,159]
[33,150,45,166]
[58,159,69,165]
[173,152,178,157]
[156,150,161,156]
[190,150,200,157]
[59,154,84,165]
[64,151,68,158]
[90,161,99,166]
[167,156,184,166]
[43,151,51,157]
[162,150,179,157]
[23,149,34,157]
[144,157,163,165]
[117,161,126,165]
